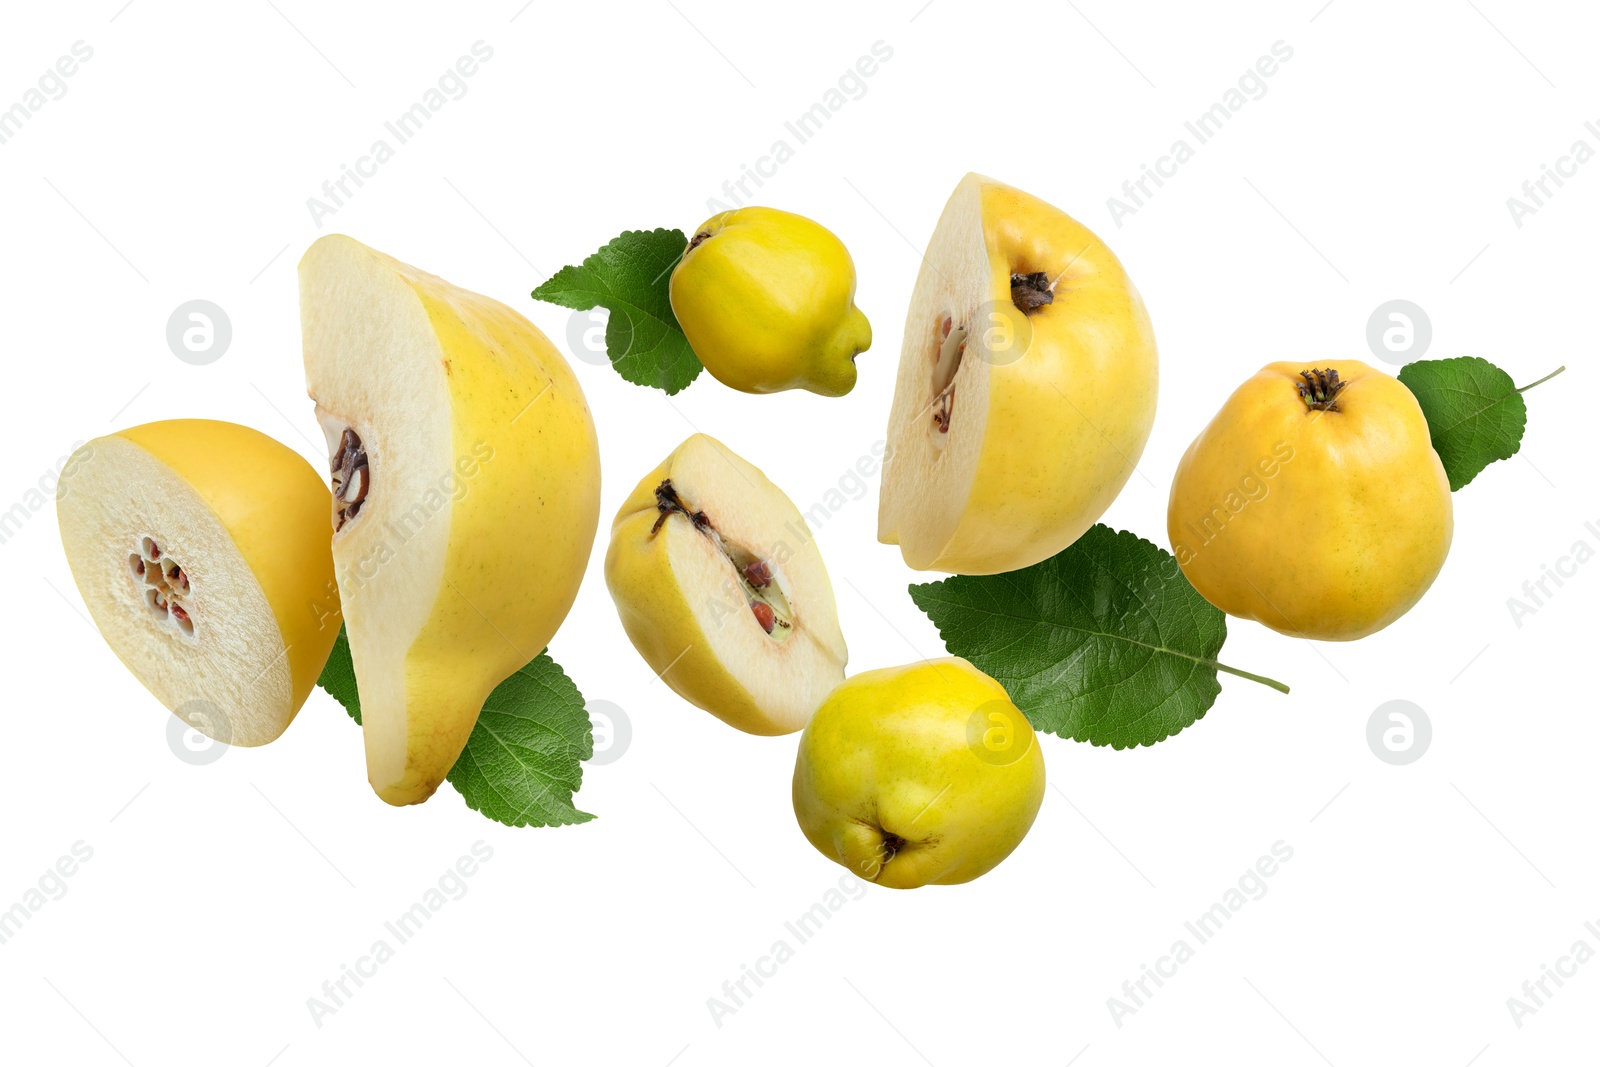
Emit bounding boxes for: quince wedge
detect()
[605,434,847,735]
[301,235,601,805]
[879,173,1158,575]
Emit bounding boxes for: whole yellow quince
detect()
[792,658,1045,889]
[1167,360,1452,641]
[669,207,871,396]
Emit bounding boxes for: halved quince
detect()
[301,235,601,805]
[879,173,1158,574]
[57,419,341,746]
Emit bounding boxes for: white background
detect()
[2,1,1596,1064]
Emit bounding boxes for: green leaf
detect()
[531,228,702,395]
[445,654,595,827]
[318,626,362,724]
[1398,357,1564,491]
[908,525,1287,749]
[317,626,595,826]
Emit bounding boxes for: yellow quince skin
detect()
[1168,360,1452,641]
[669,207,871,397]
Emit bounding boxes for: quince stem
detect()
[1204,658,1291,695]
[1515,366,1565,393]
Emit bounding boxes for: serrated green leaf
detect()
[909,525,1287,749]
[317,625,361,724]
[531,228,702,395]
[446,654,595,827]
[1398,357,1562,491]
[316,625,594,826]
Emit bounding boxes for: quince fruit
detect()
[793,658,1044,889]
[669,207,871,396]
[300,235,601,805]
[56,419,341,746]
[605,434,847,735]
[879,174,1158,574]
[1168,361,1452,641]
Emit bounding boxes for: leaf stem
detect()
[1206,659,1290,694]
[1516,365,1565,393]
